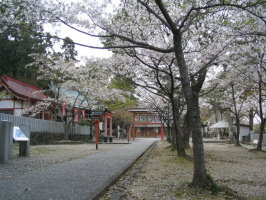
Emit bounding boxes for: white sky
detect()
[62,27,113,59]
[44,0,119,60]
[45,23,112,59]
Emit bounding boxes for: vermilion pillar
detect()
[103,111,113,142]
[93,120,100,149]
[160,126,164,140]
[132,127,136,140]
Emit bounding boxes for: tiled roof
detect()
[128,108,159,113]
[0,74,47,101]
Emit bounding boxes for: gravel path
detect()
[0,139,158,200]
[0,141,129,180]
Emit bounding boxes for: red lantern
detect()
[62,101,66,116]
[74,109,78,122]
[81,110,85,119]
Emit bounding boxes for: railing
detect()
[0,113,90,135]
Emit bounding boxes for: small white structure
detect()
[237,124,251,142]
[209,120,250,141]
[209,121,229,129]
[209,121,230,140]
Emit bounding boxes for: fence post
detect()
[0,121,14,164]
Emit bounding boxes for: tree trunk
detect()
[257,120,265,151]
[188,95,211,188]
[172,99,186,157]
[166,106,174,145]
[248,109,254,143]
[64,120,70,140]
[171,126,177,149]
[174,33,210,188]
[235,117,241,146]
[182,112,191,149]
[256,78,264,151]
[175,117,186,157]
[231,83,241,146]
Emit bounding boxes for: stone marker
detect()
[0,121,13,164]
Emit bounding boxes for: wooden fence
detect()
[0,113,90,135]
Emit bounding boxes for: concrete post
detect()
[109,117,113,143]
[8,123,13,160]
[103,115,107,142]
[19,125,30,157]
[229,115,234,140]
[0,121,14,164]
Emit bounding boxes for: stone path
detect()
[0,138,158,200]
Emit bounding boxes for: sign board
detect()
[91,111,103,115]
[13,126,29,141]
[135,114,160,123]
[134,124,161,128]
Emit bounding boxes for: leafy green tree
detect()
[0,22,52,85]
[103,76,137,115]
[58,37,78,61]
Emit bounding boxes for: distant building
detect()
[209,120,251,142]
[129,108,164,139]
[0,74,51,120]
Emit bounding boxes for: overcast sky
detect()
[46,0,118,59]
[44,18,112,60]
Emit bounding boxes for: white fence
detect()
[70,123,91,135]
[0,113,90,135]
[251,133,266,145]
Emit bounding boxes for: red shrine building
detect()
[0,74,51,120]
[129,108,164,140]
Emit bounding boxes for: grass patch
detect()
[12,145,19,158]
[251,150,266,158]
[30,146,61,155]
[12,143,62,157]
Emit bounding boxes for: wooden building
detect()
[129,108,164,140]
[0,74,51,120]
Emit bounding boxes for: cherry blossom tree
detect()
[20,96,53,118]
[209,67,252,145]
[102,51,189,156]
[2,0,266,189]
[137,86,187,150]
[74,0,263,188]
[26,54,126,137]
[28,54,125,105]
[203,20,266,149]
[229,35,266,150]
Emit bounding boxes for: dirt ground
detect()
[101,141,266,200]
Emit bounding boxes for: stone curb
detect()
[105,141,158,200]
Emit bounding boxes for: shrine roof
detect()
[128,108,159,113]
[0,74,47,101]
